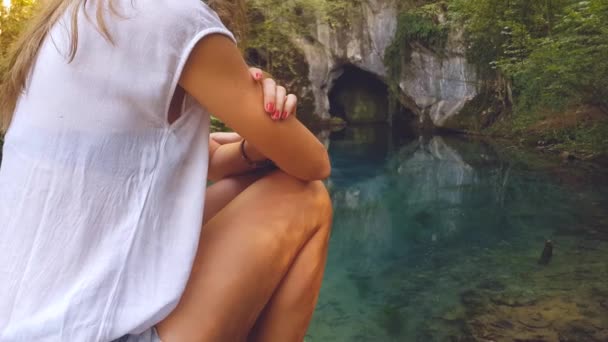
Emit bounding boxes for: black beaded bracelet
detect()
[240,139,274,169]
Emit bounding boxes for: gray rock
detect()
[291,0,479,126]
[477,279,507,292]
[400,41,478,126]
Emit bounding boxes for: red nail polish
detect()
[282,111,288,119]
[256,72,262,79]
[268,103,275,112]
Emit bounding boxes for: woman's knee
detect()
[264,171,332,218]
[308,180,333,225]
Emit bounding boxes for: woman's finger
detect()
[274,86,287,120]
[283,94,298,119]
[262,78,277,114]
[248,67,264,81]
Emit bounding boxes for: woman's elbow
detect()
[305,151,331,181]
[317,153,332,180]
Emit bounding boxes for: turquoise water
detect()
[308,126,608,341]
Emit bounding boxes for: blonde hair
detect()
[0,0,246,131]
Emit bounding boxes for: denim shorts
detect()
[113,327,161,342]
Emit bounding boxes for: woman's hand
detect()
[207,131,269,181]
[210,132,265,162]
[248,67,297,121]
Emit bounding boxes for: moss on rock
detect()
[443,90,505,133]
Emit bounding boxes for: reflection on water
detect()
[308,126,608,341]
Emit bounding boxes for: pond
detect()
[308,126,608,341]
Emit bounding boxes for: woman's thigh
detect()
[157,171,332,342]
[203,173,263,225]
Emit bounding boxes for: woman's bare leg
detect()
[247,206,331,342]
[157,171,332,342]
[203,172,264,225]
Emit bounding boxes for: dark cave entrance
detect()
[329,65,390,124]
[328,65,417,133]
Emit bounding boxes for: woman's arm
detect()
[208,132,268,182]
[207,67,299,182]
[180,35,330,181]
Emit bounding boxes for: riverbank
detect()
[444,105,608,167]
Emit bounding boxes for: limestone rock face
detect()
[399,31,478,126]
[294,0,397,121]
[292,0,479,126]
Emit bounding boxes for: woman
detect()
[0,0,332,341]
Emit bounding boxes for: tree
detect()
[449,0,607,112]
[0,0,37,59]
[515,0,608,111]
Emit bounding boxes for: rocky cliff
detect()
[290,0,479,126]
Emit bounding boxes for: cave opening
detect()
[328,65,417,134]
[328,65,390,124]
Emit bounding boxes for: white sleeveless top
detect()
[0,1,234,340]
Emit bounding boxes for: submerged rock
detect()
[561,151,577,162]
[558,319,608,342]
[477,279,506,292]
[377,306,404,337]
[460,289,486,313]
[491,319,514,329]
[489,292,539,308]
[517,312,553,329]
[539,240,554,265]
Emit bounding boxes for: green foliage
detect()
[384,3,449,99]
[448,0,570,75]
[548,121,608,154]
[493,107,608,156]
[246,0,360,40]
[210,116,231,132]
[514,0,608,113]
[0,0,37,86]
[0,0,37,60]
[449,0,607,113]
[449,0,608,158]
[1,0,37,141]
